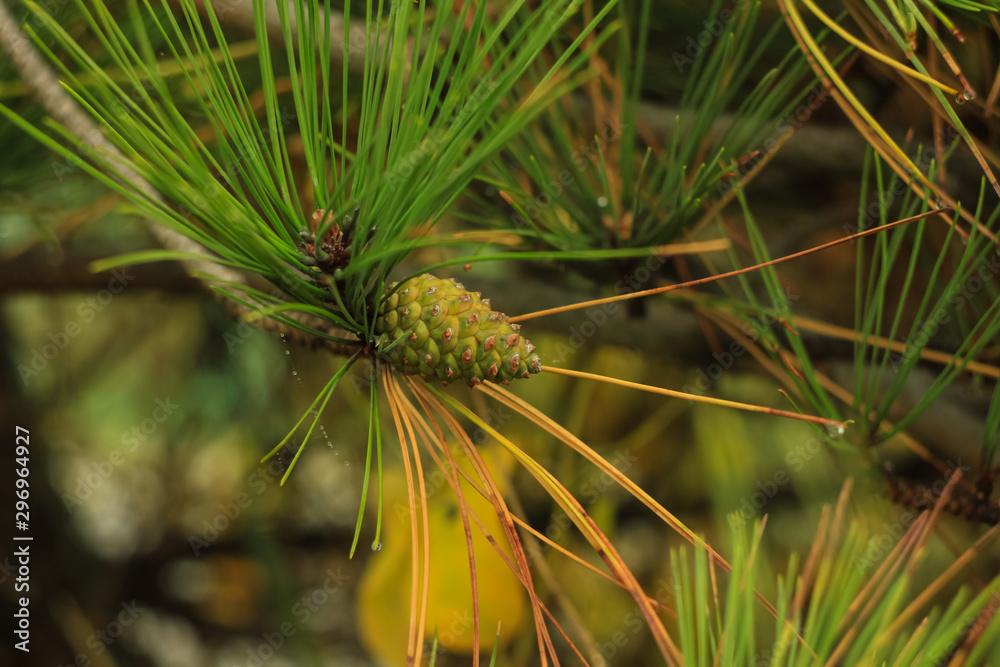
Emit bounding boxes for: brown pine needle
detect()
[542,365,846,428]
[877,519,1000,647]
[429,386,684,666]
[790,314,1000,379]
[651,238,732,256]
[835,512,928,646]
[405,379,560,664]
[480,384,732,568]
[381,370,428,667]
[509,208,948,323]
[478,384,822,658]
[403,389,483,666]
[907,467,964,574]
[793,504,830,618]
[510,514,675,615]
[433,230,524,246]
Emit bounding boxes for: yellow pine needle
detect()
[406,380,564,665]
[509,514,674,614]
[791,1,1000,208]
[430,230,524,246]
[479,382,819,660]
[481,383,731,568]
[542,365,846,429]
[403,385,485,665]
[403,379,556,661]
[779,0,937,193]
[891,618,929,667]
[651,237,731,256]
[788,314,1000,379]
[509,207,947,323]
[799,0,959,96]
[876,511,1000,646]
[497,478,607,663]
[899,0,974,97]
[381,370,432,667]
[434,444,612,664]
[428,385,684,667]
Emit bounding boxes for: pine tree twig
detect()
[0,0,241,285]
[0,246,707,357]
[0,0,356,356]
[219,298,362,355]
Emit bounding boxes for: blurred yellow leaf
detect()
[357,443,526,665]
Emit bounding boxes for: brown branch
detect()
[0,246,710,357]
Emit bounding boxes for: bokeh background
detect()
[2,1,999,665]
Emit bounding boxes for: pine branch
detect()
[0,0,358,356]
[0,0,241,285]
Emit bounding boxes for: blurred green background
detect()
[2,0,1000,665]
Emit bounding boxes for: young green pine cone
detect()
[375,273,542,387]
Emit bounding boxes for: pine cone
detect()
[375,274,542,387]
